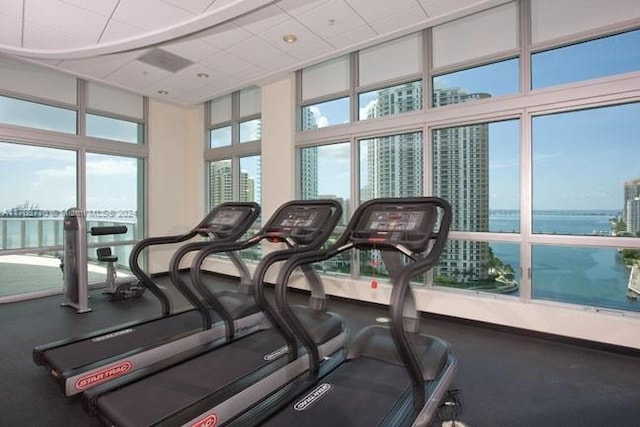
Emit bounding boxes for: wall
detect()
[147,99,204,273]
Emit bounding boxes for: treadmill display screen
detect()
[367,210,424,232]
[209,209,244,226]
[278,210,318,228]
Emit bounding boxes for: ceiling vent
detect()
[136,49,194,73]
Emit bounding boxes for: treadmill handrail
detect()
[275,197,452,380]
[190,199,343,344]
[389,197,452,411]
[129,202,260,315]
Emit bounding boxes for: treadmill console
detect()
[198,205,256,238]
[351,203,437,251]
[266,204,333,245]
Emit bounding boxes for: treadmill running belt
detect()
[44,310,205,371]
[97,329,287,427]
[262,357,411,427]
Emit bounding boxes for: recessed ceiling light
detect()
[282,34,297,43]
[197,73,209,78]
[157,90,169,95]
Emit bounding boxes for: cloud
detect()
[308,106,329,128]
[359,99,378,119]
[86,158,137,176]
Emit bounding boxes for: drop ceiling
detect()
[0,0,509,106]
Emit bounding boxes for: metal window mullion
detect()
[520,108,533,302]
[520,0,532,96]
[350,133,360,280]
[424,28,433,111]
[77,148,86,212]
[77,79,86,137]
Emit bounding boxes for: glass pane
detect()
[0,95,76,134]
[0,251,65,297]
[239,119,262,143]
[210,126,232,148]
[316,232,351,276]
[532,29,640,90]
[432,59,519,107]
[532,245,640,312]
[0,142,76,250]
[209,159,233,208]
[86,114,143,144]
[434,240,520,295]
[532,103,640,236]
[301,97,350,130]
[433,120,520,232]
[86,153,142,241]
[300,142,351,223]
[239,155,261,205]
[359,131,423,202]
[358,81,422,121]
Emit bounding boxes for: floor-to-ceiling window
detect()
[295,0,640,315]
[0,61,146,301]
[206,87,262,260]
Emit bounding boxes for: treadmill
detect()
[32,202,260,397]
[232,197,456,427]
[85,199,346,427]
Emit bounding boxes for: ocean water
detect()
[489,210,638,312]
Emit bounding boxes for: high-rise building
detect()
[209,160,256,206]
[432,88,492,282]
[363,82,423,201]
[209,160,232,205]
[624,179,640,234]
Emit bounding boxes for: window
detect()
[531,29,640,89]
[86,114,143,143]
[359,81,423,121]
[300,55,351,131]
[292,7,640,318]
[300,142,351,220]
[301,98,350,130]
[433,119,520,232]
[206,87,262,211]
[435,241,520,295]
[86,153,143,242]
[300,142,351,274]
[209,159,233,207]
[532,104,639,236]
[359,131,424,202]
[239,119,261,143]
[0,142,76,250]
[210,126,232,148]
[432,59,519,107]
[0,96,76,134]
[0,68,147,300]
[239,156,261,205]
[532,245,638,311]
[86,82,144,144]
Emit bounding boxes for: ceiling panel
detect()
[100,19,147,44]
[57,51,145,79]
[161,0,216,14]
[198,22,254,49]
[369,5,429,34]
[26,0,109,45]
[234,4,291,34]
[160,38,220,62]
[112,0,195,31]
[59,0,120,16]
[0,0,516,105]
[0,14,22,47]
[294,0,369,40]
